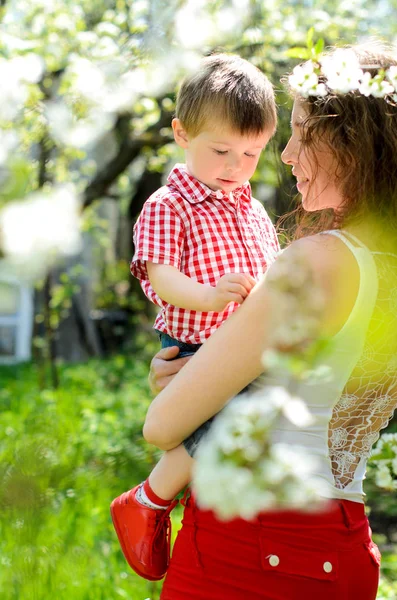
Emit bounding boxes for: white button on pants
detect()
[269,555,280,567]
[323,561,333,573]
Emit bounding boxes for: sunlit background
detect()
[0,1,396,599]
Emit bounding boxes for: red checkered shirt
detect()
[131,164,280,344]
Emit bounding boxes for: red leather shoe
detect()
[110,484,178,581]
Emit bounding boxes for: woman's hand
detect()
[148,346,193,395]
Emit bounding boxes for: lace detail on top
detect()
[328,233,397,490]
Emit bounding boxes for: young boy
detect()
[110,53,279,581]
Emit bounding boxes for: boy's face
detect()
[172,118,274,192]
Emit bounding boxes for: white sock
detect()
[135,484,168,510]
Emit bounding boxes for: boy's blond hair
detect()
[175,54,277,137]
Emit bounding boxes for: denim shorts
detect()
[157,331,202,358]
[157,331,250,458]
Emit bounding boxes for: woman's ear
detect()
[172,118,190,149]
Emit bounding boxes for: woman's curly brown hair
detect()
[286,42,397,242]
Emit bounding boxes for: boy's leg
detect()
[148,444,193,501]
[110,334,198,580]
[110,445,192,582]
[183,383,252,457]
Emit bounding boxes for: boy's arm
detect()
[147,262,256,312]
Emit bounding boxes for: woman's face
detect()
[281,99,344,212]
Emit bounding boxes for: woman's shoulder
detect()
[274,232,360,337]
[280,231,357,271]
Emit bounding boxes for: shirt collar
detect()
[167,163,251,205]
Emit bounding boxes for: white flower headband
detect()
[289,48,397,99]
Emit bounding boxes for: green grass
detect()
[0,357,166,600]
[0,358,396,599]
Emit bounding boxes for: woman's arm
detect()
[143,269,273,450]
[143,234,359,450]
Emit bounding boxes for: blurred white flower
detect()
[64,57,170,115]
[0,186,82,280]
[263,250,325,354]
[175,2,216,49]
[214,7,242,36]
[69,57,106,100]
[282,395,314,427]
[95,22,121,38]
[106,69,147,112]
[12,53,45,83]
[0,130,19,165]
[174,0,245,50]
[91,36,120,60]
[46,101,115,149]
[76,30,100,50]
[193,388,324,521]
[386,65,397,88]
[375,463,394,489]
[0,61,28,121]
[53,13,75,32]
[31,13,46,36]
[0,31,38,52]
[0,53,44,120]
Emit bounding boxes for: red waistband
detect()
[182,489,367,533]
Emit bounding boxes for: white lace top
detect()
[270,230,397,503]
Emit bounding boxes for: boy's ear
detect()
[172,118,189,149]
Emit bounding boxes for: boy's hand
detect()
[207,273,256,312]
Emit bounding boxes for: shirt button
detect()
[269,555,280,567]
[323,561,333,573]
[215,190,223,199]
[246,239,254,247]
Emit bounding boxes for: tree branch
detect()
[82,110,173,209]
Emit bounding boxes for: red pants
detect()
[161,491,380,600]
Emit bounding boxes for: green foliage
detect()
[0,357,166,600]
[377,575,397,599]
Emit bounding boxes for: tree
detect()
[0,0,394,370]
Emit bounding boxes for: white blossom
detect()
[0,60,28,121]
[46,101,115,149]
[174,3,217,49]
[10,53,44,83]
[359,71,394,98]
[0,186,82,281]
[0,130,19,165]
[375,463,394,489]
[386,65,397,88]
[321,49,363,93]
[193,388,325,521]
[291,50,397,100]
[289,62,326,98]
[68,57,107,101]
[95,22,121,38]
[0,54,43,121]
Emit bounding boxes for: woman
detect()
[144,43,397,600]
